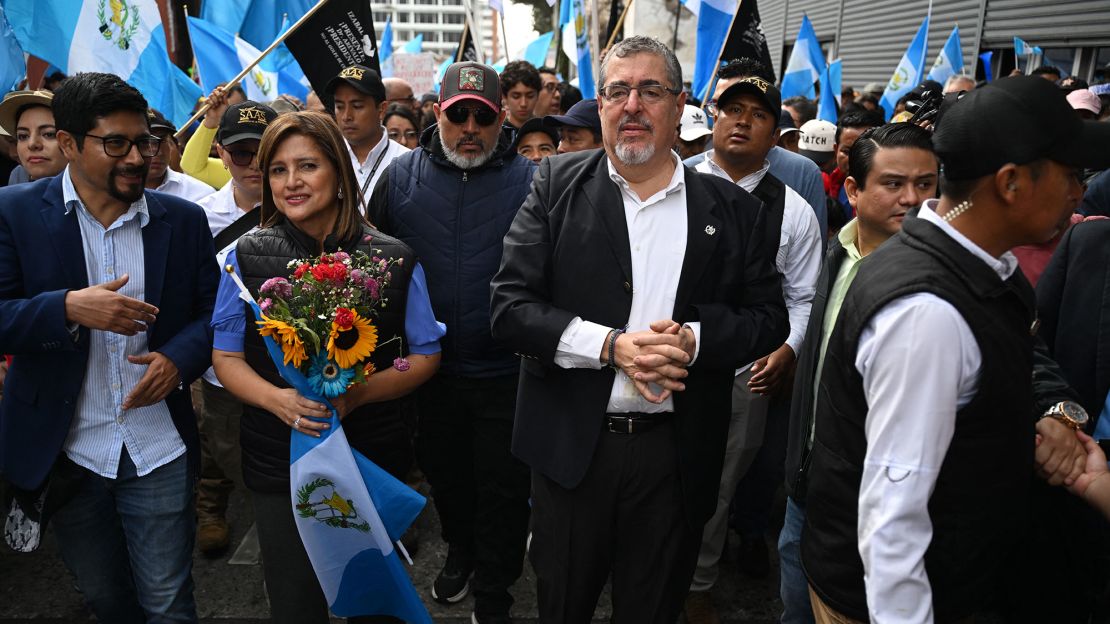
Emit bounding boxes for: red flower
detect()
[334,307,354,330]
[293,262,311,279]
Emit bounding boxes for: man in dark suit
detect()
[490,36,787,622]
[0,73,218,623]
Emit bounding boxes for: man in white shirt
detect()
[688,67,821,624]
[145,110,214,203]
[802,76,1110,623]
[324,64,409,214]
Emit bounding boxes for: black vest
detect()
[236,219,416,493]
[751,171,787,260]
[802,215,1036,621]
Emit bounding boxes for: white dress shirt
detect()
[61,167,186,478]
[553,153,702,413]
[347,129,409,209]
[696,154,822,366]
[856,200,1019,623]
[154,168,217,204]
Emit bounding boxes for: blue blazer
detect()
[0,175,219,490]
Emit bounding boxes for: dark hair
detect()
[1031,66,1062,78]
[383,103,419,131]
[782,96,817,125]
[716,57,774,83]
[848,123,936,190]
[499,60,542,95]
[558,83,582,113]
[537,65,557,77]
[835,110,884,143]
[52,72,149,141]
[257,111,368,243]
[226,83,247,100]
[857,94,880,108]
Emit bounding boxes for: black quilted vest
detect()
[236,219,415,493]
[802,214,1036,621]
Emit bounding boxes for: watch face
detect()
[1062,402,1089,425]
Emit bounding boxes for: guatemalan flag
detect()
[684,0,736,102]
[780,15,825,100]
[927,25,963,85]
[187,16,309,104]
[879,12,930,120]
[225,269,432,623]
[2,0,203,128]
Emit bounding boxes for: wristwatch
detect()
[1041,401,1089,431]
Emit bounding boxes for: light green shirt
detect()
[812,219,864,417]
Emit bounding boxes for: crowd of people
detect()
[1,31,1110,624]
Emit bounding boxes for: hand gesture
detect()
[123,352,180,410]
[64,275,158,336]
[748,344,797,397]
[1034,416,1086,487]
[203,86,231,129]
[1064,431,1109,499]
[610,319,696,404]
[266,388,332,437]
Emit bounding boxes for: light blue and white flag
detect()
[0,5,26,93]
[239,0,314,51]
[927,25,963,85]
[979,51,993,82]
[400,34,423,55]
[879,13,930,120]
[829,58,841,104]
[434,57,451,93]
[187,16,308,104]
[816,62,837,124]
[225,271,431,623]
[2,0,203,127]
[521,30,554,68]
[571,0,595,98]
[688,0,736,101]
[780,15,825,100]
[380,19,394,63]
[200,0,250,38]
[1013,36,1032,56]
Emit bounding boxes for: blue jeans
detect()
[778,496,814,624]
[51,448,197,623]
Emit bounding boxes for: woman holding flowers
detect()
[211,111,444,624]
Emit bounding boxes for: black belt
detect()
[605,412,671,434]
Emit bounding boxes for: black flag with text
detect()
[454,19,482,63]
[285,0,380,98]
[719,0,775,82]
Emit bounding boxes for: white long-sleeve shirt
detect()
[856,201,1018,623]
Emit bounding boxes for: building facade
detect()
[372,0,495,59]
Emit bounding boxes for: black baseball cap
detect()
[147,109,175,133]
[440,62,501,112]
[544,98,600,131]
[777,109,798,135]
[517,117,559,146]
[933,75,1110,181]
[717,76,782,116]
[218,101,278,146]
[325,64,387,103]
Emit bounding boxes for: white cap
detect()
[798,119,837,164]
[679,105,713,141]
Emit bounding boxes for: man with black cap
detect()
[367,61,536,624]
[514,117,558,164]
[687,70,821,624]
[543,97,602,153]
[144,109,212,203]
[325,64,408,211]
[802,75,1110,623]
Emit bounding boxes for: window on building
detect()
[443,13,464,24]
[1041,48,1078,77]
[1093,47,1110,84]
[398,11,410,20]
[442,31,461,43]
[373,11,390,22]
[419,30,437,40]
[416,12,438,23]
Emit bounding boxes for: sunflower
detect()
[307,352,355,398]
[327,309,378,369]
[257,315,307,368]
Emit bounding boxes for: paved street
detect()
[0,488,783,623]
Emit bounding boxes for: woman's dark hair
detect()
[51,72,148,141]
[782,96,817,125]
[848,122,936,190]
[558,83,582,113]
[383,103,419,132]
[499,60,542,95]
[257,111,368,244]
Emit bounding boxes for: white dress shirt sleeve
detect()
[855,293,980,624]
[554,317,613,369]
[779,193,822,354]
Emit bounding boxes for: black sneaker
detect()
[471,612,513,624]
[431,548,473,604]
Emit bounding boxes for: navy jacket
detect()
[369,124,536,378]
[0,175,218,490]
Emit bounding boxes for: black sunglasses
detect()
[444,104,498,127]
[226,149,258,167]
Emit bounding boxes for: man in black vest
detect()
[802,76,1110,622]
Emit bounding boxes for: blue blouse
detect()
[212,250,446,355]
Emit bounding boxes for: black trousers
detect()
[530,420,702,624]
[415,372,531,615]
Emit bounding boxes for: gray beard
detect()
[614,140,655,166]
[442,140,494,170]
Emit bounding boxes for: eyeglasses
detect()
[81,132,162,158]
[388,130,419,141]
[598,83,680,105]
[541,82,558,93]
[444,105,499,126]
[226,148,259,167]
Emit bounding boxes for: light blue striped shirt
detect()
[61,167,185,479]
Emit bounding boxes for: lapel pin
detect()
[705,225,716,236]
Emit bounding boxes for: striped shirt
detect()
[61,167,185,479]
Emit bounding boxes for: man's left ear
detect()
[56,130,78,160]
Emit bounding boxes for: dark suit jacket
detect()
[0,175,219,490]
[1037,219,1110,427]
[490,149,787,527]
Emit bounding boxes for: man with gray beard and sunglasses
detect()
[491,36,787,623]
[367,62,536,624]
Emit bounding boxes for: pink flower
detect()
[333,251,351,264]
[260,277,292,299]
[393,357,411,372]
[366,278,380,300]
[260,298,274,313]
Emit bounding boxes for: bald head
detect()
[383,77,418,112]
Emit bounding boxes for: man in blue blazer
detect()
[0,73,218,623]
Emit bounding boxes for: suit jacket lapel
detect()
[673,169,721,319]
[580,155,633,284]
[39,176,88,290]
[142,193,171,309]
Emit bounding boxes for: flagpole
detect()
[605,0,633,50]
[173,0,333,140]
[702,0,744,101]
[499,12,511,62]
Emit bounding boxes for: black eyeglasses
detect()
[444,105,499,126]
[598,83,681,105]
[82,132,162,158]
[226,149,259,167]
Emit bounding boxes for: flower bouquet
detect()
[254,249,409,398]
